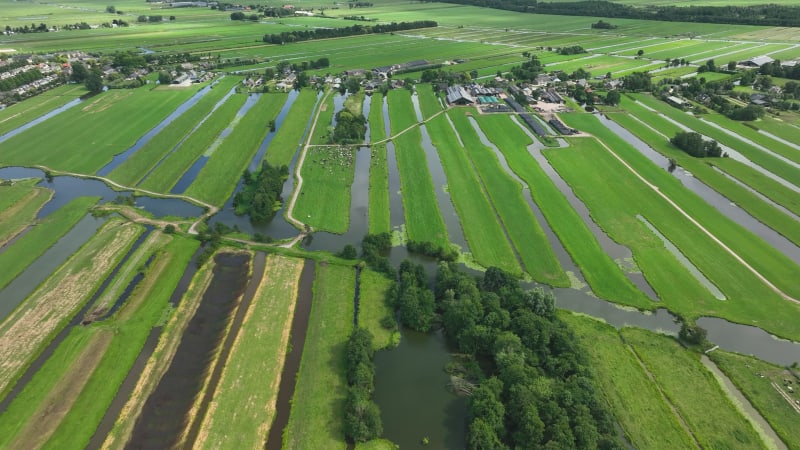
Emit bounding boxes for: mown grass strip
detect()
[709,350,800,450]
[450,109,567,285]
[712,157,800,218]
[107,76,243,186]
[473,114,647,306]
[703,112,800,166]
[0,179,42,212]
[0,196,98,292]
[415,84,443,119]
[622,328,765,450]
[198,255,304,450]
[137,93,248,193]
[388,89,448,247]
[426,113,519,274]
[0,183,51,246]
[311,92,337,145]
[293,146,355,233]
[358,269,394,350]
[562,113,800,304]
[368,93,390,234]
[283,263,354,450]
[0,87,198,174]
[185,93,287,205]
[561,313,696,450]
[0,219,142,399]
[0,84,87,136]
[265,88,319,167]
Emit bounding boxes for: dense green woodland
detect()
[233,161,288,222]
[429,0,800,27]
[262,20,437,44]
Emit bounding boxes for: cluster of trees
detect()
[389,261,436,332]
[557,45,586,56]
[0,69,43,92]
[757,60,800,81]
[332,110,367,144]
[407,240,458,261]
[262,20,437,44]
[421,67,473,85]
[360,233,394,276]
[137,15,169,23]
[70,62,104,93]
[431,264,623,449]
[348,1,374,7]
[343,15,376,22]
[590,20,616,29]
[670,131,723,157]
[233,161,288,222]
[727,104,766,121]
[344,328,383,442]
[230,12,260,21]
[265,58,330,80]
[510,52,544,82]
[621,71,652,92]
[429,0,800,27]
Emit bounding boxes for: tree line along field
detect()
[2,0,800,448]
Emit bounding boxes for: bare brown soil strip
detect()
[8,331,113,450]
[100,257,216,450]
[0,221,140,396]
[0,188,52,247]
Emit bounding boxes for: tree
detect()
[636,49,644,57]
[70,62,89,83]
[679,321,708,345]
[137,15,148,23]
[605,90,620,106]
[85,71,104,93]
[338,244,358,259]
[106,5,116,13]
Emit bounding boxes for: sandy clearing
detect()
[0,221,140,395]
[8,330,113,450]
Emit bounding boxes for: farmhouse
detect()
[667,96,686,107]
[446,85,475,105]
[540,89,563,104]
[740,55,774,68]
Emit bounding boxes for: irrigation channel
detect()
[597,114,800,267]
[125,252,251,449]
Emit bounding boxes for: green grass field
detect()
[283,263,354,450]
[293,145,355,234]
[561,313,696,449]
[367,93,390,234]
[358,269,395,350]
[0,196,98,292]
[388,89,448,247]
[265,88,320,167]
[198,255,304,450]
[0,180,51,245]
[0,84,87,136]
[709,350,800,450]
[473,114,647,306]
[311,92,337,145]
[622,328,765,449]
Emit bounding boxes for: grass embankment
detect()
[107,76,242,186]
[197,255,304,450]
[415,84,443,120]
[283,263,354,450]
[137,93,248,193]
[449,109,567,285]
[0,196,98,292]
[358,269,395,350]
[0,84,87,136]
[0,179,52,246]
[186,93,288,205]
[368,93,390,234]
[265,88,320,167]
[703,112,800,166]
[293,145,355,234]
[472,114,647,305]
[622,328,765,449]
[388,89,448,247]
[608,101,800,246]
[561,313,696,449]
[709,350,800,450]
[425,113,519,274]
[0,233,198,449]
[311,92,337,145]
[548,125,800,339]
[632,93,800,190]
[0,218,142,399]
[0,87,198,174]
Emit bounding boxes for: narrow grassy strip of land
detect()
[0,233,197,450]
[368,93,390,234]
[415,84,443,120]
[0,87,198,174]
[358,269,395,350]
[311,92,337,145]
[355,439,398,450]
[561,313,696,449]
[562,113,800,303]
[0,196,98,292]
[632,93,800,190]
[0,219,142,398]
[197,255,303,450]
[107,76,243,186]
[0,184,51,247]
[752,115,800,145]
[426,113,519,274]
[101,249,216,450]
[709,350,800,450]
[388,89,448,247]
[185,93,287,205]
[0,179,42,212]
[473,114,647,306]
[609,111,800,248]
[450,110,567,285]
[703,113,800,166]
[622,328,766,449]
[264,88,319,167]
[292,145,355,233]
[137,93,248,193]
[0,84,87,136]
[711,158,800,219]
[283,263,354,450]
